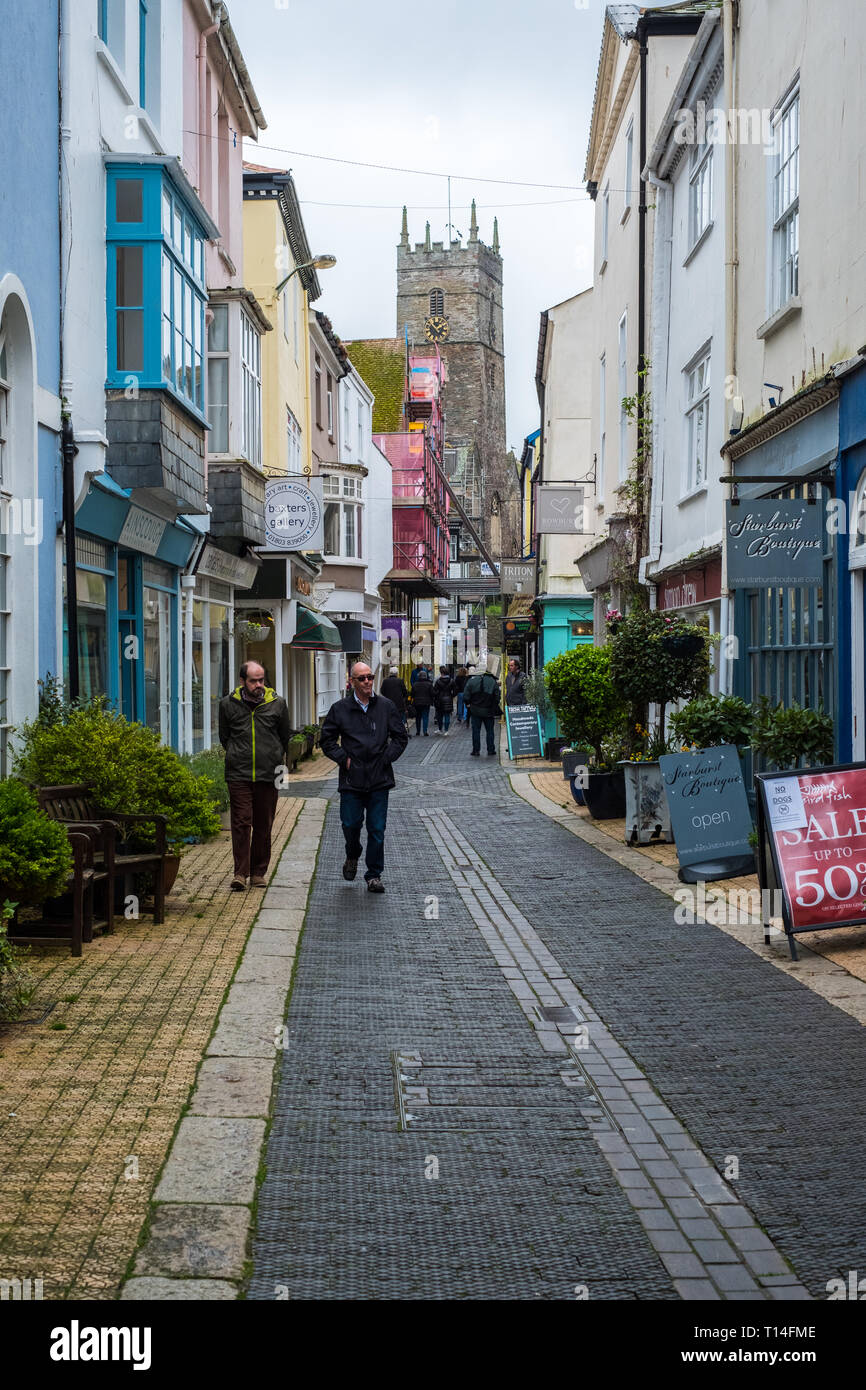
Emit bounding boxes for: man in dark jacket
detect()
[506,658,528,706]
[464,661,502,757]
[219,661,293,890]
[320,660,409,893]
[380,665,409,733]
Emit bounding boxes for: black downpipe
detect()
[62,415,79,701]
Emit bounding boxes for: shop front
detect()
[531,593,590,740]
[67,474,199,747]
[185,543,259,752]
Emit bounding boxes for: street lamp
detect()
[275,254,337,297]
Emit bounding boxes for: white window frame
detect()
[206,302,230,456]
[688,137,713,249]
[240,309,262,467]
[600,182,610,267]
[618,312,628,482]
[327,378,334,438]
[598,354,606,501]
[357,400,364,461]
[287,406,302,474]
[771,86,799,312]
[343,393,351,451]
[321,471,364,560]
[683,347,711,495]
[623,120,634,216]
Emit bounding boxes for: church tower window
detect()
[429,288,444,317]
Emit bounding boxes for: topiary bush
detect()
[13,699,220,846]
[0,781,74,905]
[608,606,710,749]
[669,693,754,751]
[544,646,628,763]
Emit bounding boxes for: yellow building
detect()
[239,164,331,726]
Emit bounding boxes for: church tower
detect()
[396,203,518,559]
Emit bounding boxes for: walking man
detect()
[380,664,410,736]
[432,666,456,734]
[464,660,502,757]
[506,658,528,706]
[219,661,293,891]
[321,660,408,893]
[409,665,434,736]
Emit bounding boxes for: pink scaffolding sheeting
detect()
[374,429,449,579]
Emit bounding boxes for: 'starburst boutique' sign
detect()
[725,500,823,587]
[264,478,323,550]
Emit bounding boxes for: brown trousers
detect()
[228,781,279,879]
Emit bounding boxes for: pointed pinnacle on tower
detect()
[400,205,409,247]
[424,220,431,251]
[492,217,500,255]
[469,199,478,243]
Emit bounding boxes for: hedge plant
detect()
[13,697,220,846]
[608,606,710,749]
[0,781,74,905]
[751,697,834,770]
[669,694,754,751]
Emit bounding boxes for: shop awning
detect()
[290,603,343,652]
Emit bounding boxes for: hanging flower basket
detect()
[236,620,270,643]
[660,630,704,658]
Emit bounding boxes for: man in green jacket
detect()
[218,661,293,891]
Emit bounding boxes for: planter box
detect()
[561,749,591,781]
[546,736,567,761]
[619,761,672,844]
[568,775,586,807]
[582,768,626,820]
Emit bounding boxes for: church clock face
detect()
[424,314,450,343]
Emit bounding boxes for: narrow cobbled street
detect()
[246,731,866,1302]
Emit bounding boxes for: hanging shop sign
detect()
[725,500,823,587]
[658,558,722,611]
[537,486,586,534]
[196,543,259,589]
[756,763,866,960]
[658,746,755,882]
[500,559,535,593]
[264,478,323,550]
[505,703,544,760]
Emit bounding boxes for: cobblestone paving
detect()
[251,728,866,1301]
[0,797,301,1299]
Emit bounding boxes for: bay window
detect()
[107,165,207,417]
[241,309,262,466]
[322,473,363,560]
[207,303,229,453]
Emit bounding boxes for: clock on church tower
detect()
[424,314,450,343]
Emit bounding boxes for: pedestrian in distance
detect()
[380,665,410,737]
[454,665,469,725]
[320,660,409,893]
[464,659,502,757]
[462,663,476,722]
[409,665,434,736]
[506,658,529,706]
[432,666,456,734]
[219,661,293,891]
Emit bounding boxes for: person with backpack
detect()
[432,666,456,735]
[464,660,502,757]
[409,665,434,736]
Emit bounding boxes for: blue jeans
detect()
[456,693,465,722]
[414,706,429,734]
[340,788,390,881]
[441,712,451,732]
[471,714,496,754]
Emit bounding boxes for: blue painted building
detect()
[0,0,62,774]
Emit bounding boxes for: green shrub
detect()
[13,699,220,846]
[180,746,230,812]
[0,781,74,904]
[669,694,754,750]
[0,899,36,1022]
[751,697,834,771]
[544,646,628,762]
[523,668,553,721]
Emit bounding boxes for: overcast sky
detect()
[230,0,603,452]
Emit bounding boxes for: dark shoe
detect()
[487,749,497,756]
[424,731,429,736]
[367,877,385,893]
[230,876,246,891]
[342,858,358,881]
[470,750,480,757]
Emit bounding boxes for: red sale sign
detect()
[759,766,866,931]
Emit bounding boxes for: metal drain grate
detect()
[538,1005,580,1024]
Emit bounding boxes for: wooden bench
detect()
[35,784,168,927]
[7,831,97,957]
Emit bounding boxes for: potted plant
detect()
[750,697,834,771]
[608,606,711,843]
[544,646,629,818]
[669,693,754,752]
[288,734,305,768]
